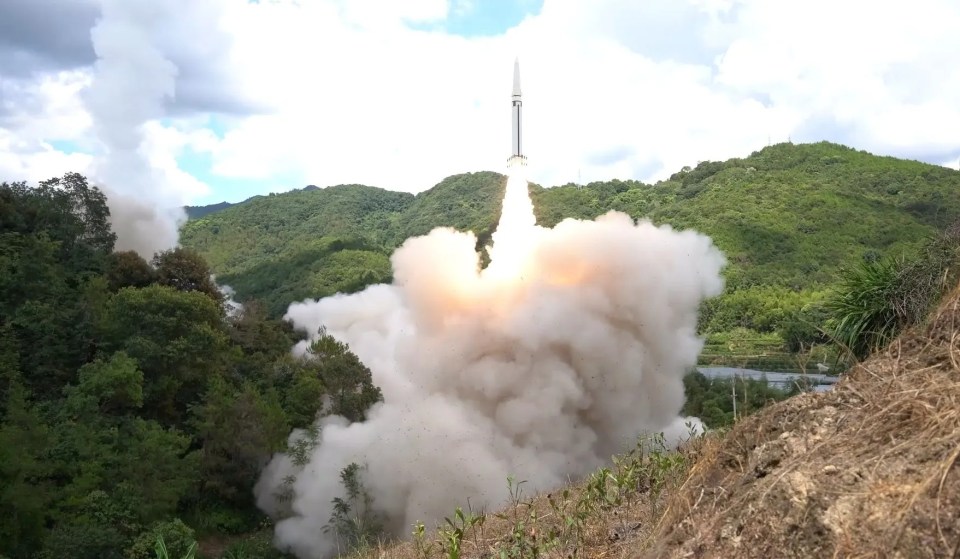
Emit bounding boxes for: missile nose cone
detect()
[513,58,521,97]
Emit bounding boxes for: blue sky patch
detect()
[158,115,229,139]
[48,139,84,154]
[412,0,543,37]
[178,148,302,205]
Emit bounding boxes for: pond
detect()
[696,366,839,392]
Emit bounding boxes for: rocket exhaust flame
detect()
[483,168,538,283]
[253,63,728,559]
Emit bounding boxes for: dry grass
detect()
[643,282,960,559]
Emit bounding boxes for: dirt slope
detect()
[644,285,960,558]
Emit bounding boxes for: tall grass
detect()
[824,223,960,361]
[154,535,197,559]
[823,257,904,360]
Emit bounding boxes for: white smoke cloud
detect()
[255,174,725,559]
[82,0,186,258]
[212,275,243,318]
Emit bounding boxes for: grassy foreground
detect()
[337,430,704,559]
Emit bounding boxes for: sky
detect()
[1,0,959,207]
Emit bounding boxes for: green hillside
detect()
[530,143,958,287]
[182,185,413,314]
[182,173,514,315]
[180,142,960,365]
[391,171,507,248]
[185,201,236,220]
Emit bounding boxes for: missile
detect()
[507,58,527,168]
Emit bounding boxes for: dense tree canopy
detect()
[0,175,383,558]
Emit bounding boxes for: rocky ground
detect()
[645,285,960,558]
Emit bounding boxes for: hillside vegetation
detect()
[0,174,389,558]
[185,201,236,220]
[181,142,960,368]
[183,184,414,315]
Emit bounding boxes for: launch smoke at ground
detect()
[255,169,727,559]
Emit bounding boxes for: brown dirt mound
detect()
[643,286,960,558]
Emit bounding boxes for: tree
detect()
[304,329,383,422]
[38,490,142,559]
[226,299,302,383]
[152,247,223,305]
[68,352,144,414]
[778,304,830,353]
[0,173,321,557]
[0,377,54,557]
[125,519,197,559]
[97,285,230,424]
[2,173,116,276]
[324,463,385,553]
[2,240,109,400]
[191,378,289,507]
[1,175,117,400]
[46,353,200,529]
[37,172,116,256]
[106,251,156,292]
[276,355,327,429]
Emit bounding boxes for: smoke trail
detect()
[83,0,185,258]
[255,169,726,559]
[213,275,244,318]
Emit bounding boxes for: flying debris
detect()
[507,58,527,169]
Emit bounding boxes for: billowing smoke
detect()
[83,0,185,258]
[255,171,726,559]
[214,276,244,318]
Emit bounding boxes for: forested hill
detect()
[183,185,324,220]
[185,201,235,220]
[0,174,385,557]
[180,172,507,315]
[181,141,960,319]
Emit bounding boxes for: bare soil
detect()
[643,285,960,559]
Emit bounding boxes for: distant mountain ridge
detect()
[183,184,321,220]
[185,201,236,220]
[179,142,960,317]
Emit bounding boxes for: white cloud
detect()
[140,120,215,201]
[0,69,93,144]
[2,0,959,199]
[336,0,449,26]
[0,69,95,182]
[0,128,94,183]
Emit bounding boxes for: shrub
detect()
[127,519,197,559]
[824,223,960,360]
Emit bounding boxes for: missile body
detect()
[507,58,527,168]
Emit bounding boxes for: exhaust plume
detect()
[83,0,185,258]
[255,169,726,558]
[213,275,244,318]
